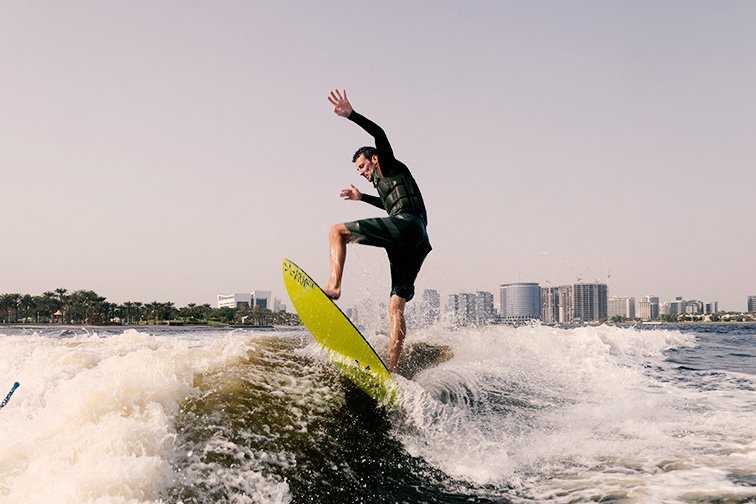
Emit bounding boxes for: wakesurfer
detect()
[323,89,432,373]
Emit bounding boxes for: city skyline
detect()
[1,2,754,312]
[443,284,755,325]
[2,279,752,315]
[1,282,754,327]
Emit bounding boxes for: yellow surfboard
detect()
[282,259,396,405]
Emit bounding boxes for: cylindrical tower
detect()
[500,283,541,322]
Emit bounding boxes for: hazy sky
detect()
[1,1,754,311]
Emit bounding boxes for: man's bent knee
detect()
[329,223,354,242]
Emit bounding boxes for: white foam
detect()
[0,329,290,504]
[395,324,756,502]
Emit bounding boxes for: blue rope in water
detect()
[1,382,20,409]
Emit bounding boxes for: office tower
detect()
[421,289,441,326]
[557,285,574,323]
[638,295,660,320]
[703,301,718,314]
[572,283,608,323]
[217,293,252,309]
[475,291,495,325]
[448,294,458,314]
[536,283,608,324]
[541,287,559,324]
[448,293,475,325]
[460,293,477,325]
[272,298,287,313]
[608,296,636,320]
[252,290,271,309]
[685,300,704,314]
[500,283,541,322]
[748,296,756,313]
[667,297,685,317]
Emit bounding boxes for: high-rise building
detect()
[685,300,704,314]
[703,301,718,314]
[448,294,458,317]
[536,283,608,324]
[448,293,476,325]
[421,289,441,326]
[638,300,652,319]
[475,291,495,325]
[608,296,635,320]
[500,283,541,322]
[541,287,559,324]
[272,298,286,313]
[252,290,271,309]
[448,291,493,325]
[638,295,660,320]
[667,297,686,317]
[748,296,756,313]
[557,285,574,323]
[461,293,477,325]
[572,283,608,323]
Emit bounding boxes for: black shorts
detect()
[344,214,432,302]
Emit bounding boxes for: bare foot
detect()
[323,285,341,300]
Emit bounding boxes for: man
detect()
[324,89,431,373]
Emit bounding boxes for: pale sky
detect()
[1,1,754,311]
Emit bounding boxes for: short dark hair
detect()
[352,146,378,163]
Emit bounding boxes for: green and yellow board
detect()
[282,259,396,405]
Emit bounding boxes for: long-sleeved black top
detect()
[347,110,427,222]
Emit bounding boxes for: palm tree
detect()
[64,290,103,324]
[215,307,236,324]
[19,295,35,323]
[54,288,68,304]
[54,288,68,321]
[122,302,135,325]
[42,291,58,322]
[146,302,161,324]
[3,294,22,323]
[161,302,176,322]
[0,294,10,323]
[198,304,213,323]
[186,303,197,322]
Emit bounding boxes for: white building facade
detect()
[500,283,541,322]
[608,296,636,320]
[217,293,253,309]
[217,290,274,310]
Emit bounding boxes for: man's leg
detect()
[388,294,407,373]
[324,223,354,300]
[385,241,431,373]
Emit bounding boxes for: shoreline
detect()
[2,321,755,331]
[0,323,300,330]
[611,320,756,326]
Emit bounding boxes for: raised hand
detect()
[327,89,353,117]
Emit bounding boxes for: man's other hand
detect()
[340,184,362,201]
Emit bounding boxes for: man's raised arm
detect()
[327,89,394,161]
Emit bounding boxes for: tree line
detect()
[0,288,300,326]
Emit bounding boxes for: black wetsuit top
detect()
[347,111,428,225]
